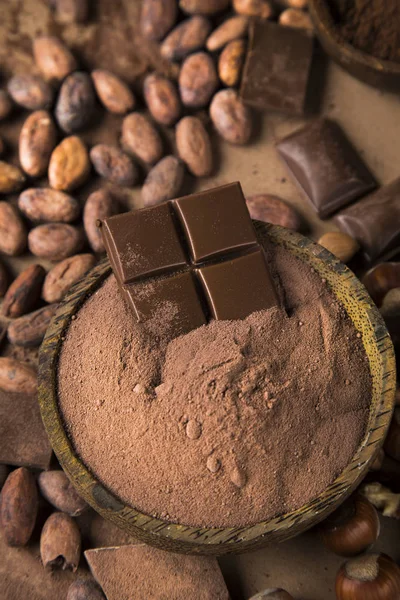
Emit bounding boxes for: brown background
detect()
[1,1,400,599]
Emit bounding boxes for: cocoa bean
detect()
[19,111,58,178]
[0,90,12,121]
[0,465,9,489]
[161,16,211,61]
[176,116,212,177]
[42,254,96,302]
[83,190,118,253]
[318,232,360,264]
[0,202,27,256]
[281,0,308,8]
[210,89,252,144]
[90,145,137,186]
[0,162,26,194]
[7,304,58,347]
[40,512,81,571]
[49,0,89,24]
[0,358,37,394]
[180,0,230,15]
[0,259,9,297]
[55,72,96,133]
[233,0,273,18]
[206,16,249,52]
[33,36,77,82]
[279,8,313,30]
[0,467,38,547]
[18,188,80,223]
[91,69,135,115]
[48,136,90,191]
[179,52,218,108]
[67,579,106,600]
[7,75,53,111]
[38,471,88,516]
[246,194,302,231]
[218,39,246,87]
[140,0,178,41]
[141,155,184,207]
[2,264,46,318]
[121,113,163,165]
[28,223,83,261]
[143,73,181,126]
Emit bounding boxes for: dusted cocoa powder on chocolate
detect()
[58,232,371,528]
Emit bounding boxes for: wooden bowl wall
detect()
[38,223,396,555]
[309,0,400,91]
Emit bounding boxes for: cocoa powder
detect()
[58,235,371,528]
[333,0,400,63]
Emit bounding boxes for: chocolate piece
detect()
[240,20,314,116]
[85,545,230,600]
[102,183,279,331]
[125,272,207,334]
[197,249,279,320]
[100,203,187,284]
[172,183,257,263]
[276,119,377,219]
[335,178,400,263]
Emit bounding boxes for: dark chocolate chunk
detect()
[172,183,257,264]
[276,119,377,219]
[240,20,314,116]
[335,177,400,263]
[125,271,207,335]
[197,249,279,320]
[101,182,280,333]
[100,203,187,284]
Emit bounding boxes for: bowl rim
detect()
[308,0,400,75]
[38,223,396,554]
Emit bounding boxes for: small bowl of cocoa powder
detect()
[38,223,396,555]
[309,0,400,90]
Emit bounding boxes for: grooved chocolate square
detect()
[277,119,377,219]
[241,20,314,116]
[172,183,257,264]
[101,203,187,284]
[197,249,279,320]
[124,271,207,335]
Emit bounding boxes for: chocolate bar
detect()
[101,183,279,334]
[85,545,230,600]
[335,177,400,263]
[240,20,314,116]
[276,119,377,219]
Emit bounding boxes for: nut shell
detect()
[91,70,135,115]
[40,512,81,572]
[0,358,37,395]
[121,113,163,165]
[19,111,57,178]
[43,254,96,303]
[2,263,45,318]
[141,155,184,207]
[0,467,38,547]
[179,52,218,108]
[28,223,83,261]
[210,89,252,144]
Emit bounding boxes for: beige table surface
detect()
[0,1,399,599]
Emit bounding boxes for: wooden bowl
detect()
[309,0,400,91]
[38,223,396,555]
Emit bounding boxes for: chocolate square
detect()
[240,20,314,116]
[101,203,187,284]
[197,249,279,320]
[335,177,400,263]
[172,182,257,264]
[277,119,377,219]
[124,271,207,335]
